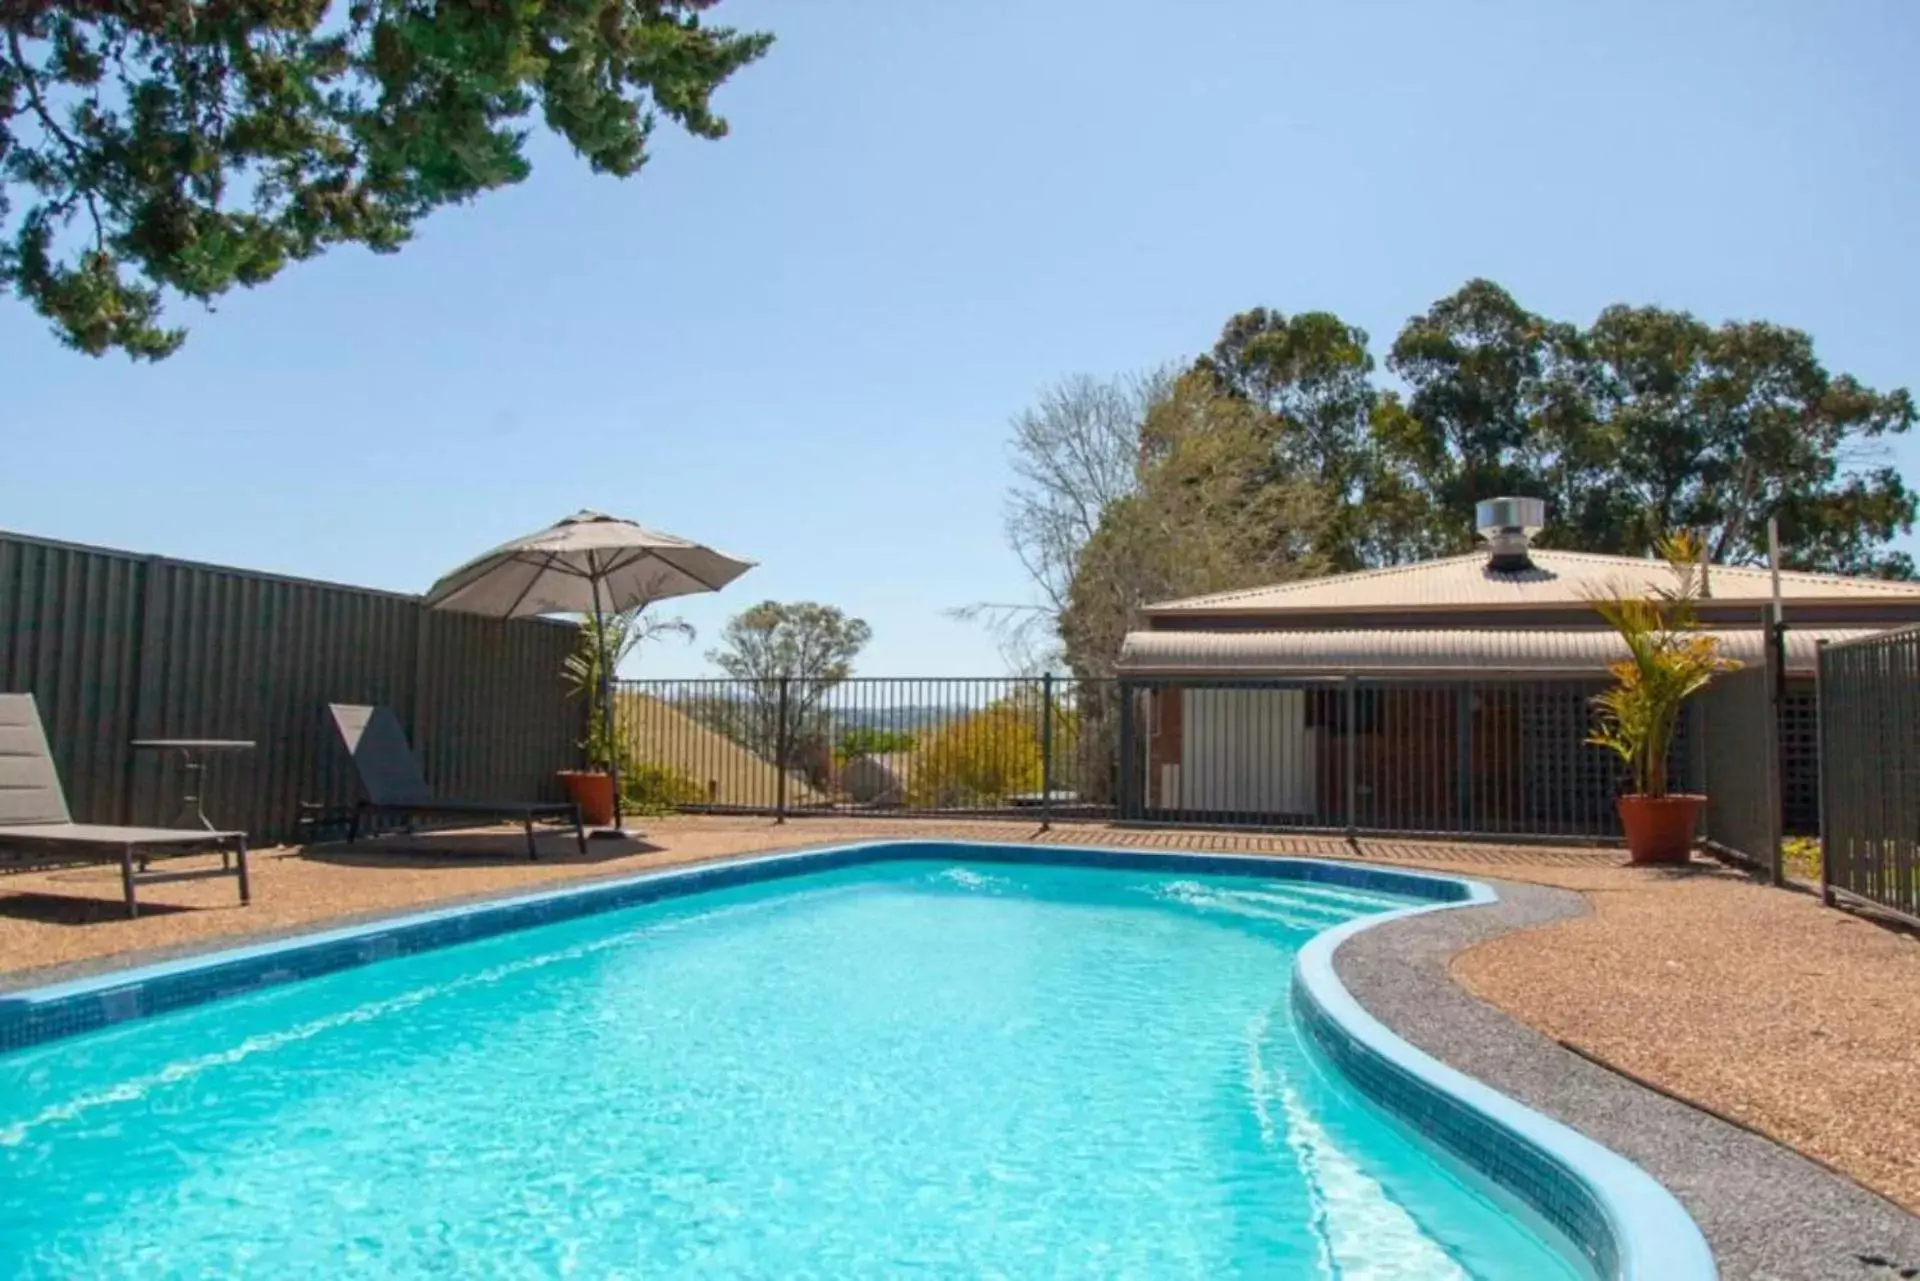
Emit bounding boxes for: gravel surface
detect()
[1339,880,1920,1280]
[1449,868,1920,1219]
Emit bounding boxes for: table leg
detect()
[233,837,251,905]
[148,749,191,871]
[176,751,229,867]
[120,845,139,919]
[178,753,211,828]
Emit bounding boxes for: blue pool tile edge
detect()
[0,838,1714,1280]
[1291,892,1718,1281]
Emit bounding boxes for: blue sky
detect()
[6,1,1918,678]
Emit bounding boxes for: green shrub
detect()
[837,726,917,761]
[1781,837,1821,881]
[624,762,706,815]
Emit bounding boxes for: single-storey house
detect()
[1115,499,1920,838]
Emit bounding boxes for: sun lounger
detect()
[0,694,250,919]
[327,704,585,860]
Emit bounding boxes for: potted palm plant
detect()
[560,607,692,825]
[1587,531,1740,864]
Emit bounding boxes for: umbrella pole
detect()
[589,566,624,834]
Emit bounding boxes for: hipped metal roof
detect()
[1115,626,1875,677]
[1144,550,1920,617]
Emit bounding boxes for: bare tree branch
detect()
[958,366,1174,671]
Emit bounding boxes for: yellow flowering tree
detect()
[909,688,1080,808]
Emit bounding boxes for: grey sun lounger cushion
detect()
[0,691,76,828]
[0,693,250,918]
[0,695,241,843]
[328,704,437,808]
[326,704,584,858]
[328,704,572,816]
[0,821,245,844]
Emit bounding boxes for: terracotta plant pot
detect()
[558,770,616,827]
[1616,794,1704,865]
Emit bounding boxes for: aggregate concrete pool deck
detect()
[4,815,1918,1275]
[1338,879,1920,1281]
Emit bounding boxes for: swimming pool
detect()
[0,844,1707,1278]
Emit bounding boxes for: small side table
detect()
[131,739,256,868]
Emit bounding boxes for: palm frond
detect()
[1584,531,1740,797]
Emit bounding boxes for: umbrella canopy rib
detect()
[500,551,564,620]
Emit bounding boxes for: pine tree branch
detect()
[6,26,105,252]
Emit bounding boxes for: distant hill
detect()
[619,692,825,807]
[827,705,963,736]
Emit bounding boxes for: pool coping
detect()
[0,839,1714,1280]
[1290,887,1715,1281]
[1334,876,1920,1280]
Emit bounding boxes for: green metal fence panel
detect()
[1818,625,1920,926]
[0,530,582,845]
[1698,657,1782,880]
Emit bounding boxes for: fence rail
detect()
[1,531,583,844]
[1819,627,1920,925]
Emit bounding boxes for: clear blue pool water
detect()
[0,860,1585,1278]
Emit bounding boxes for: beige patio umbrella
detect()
[424,510,755,834]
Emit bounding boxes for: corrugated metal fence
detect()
[0,531,583,844]
[1818,626,1920,925]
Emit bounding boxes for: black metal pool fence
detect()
[610,676,1120,823]
[613,673,1741,843]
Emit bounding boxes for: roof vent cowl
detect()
[1477,497,1547,572]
